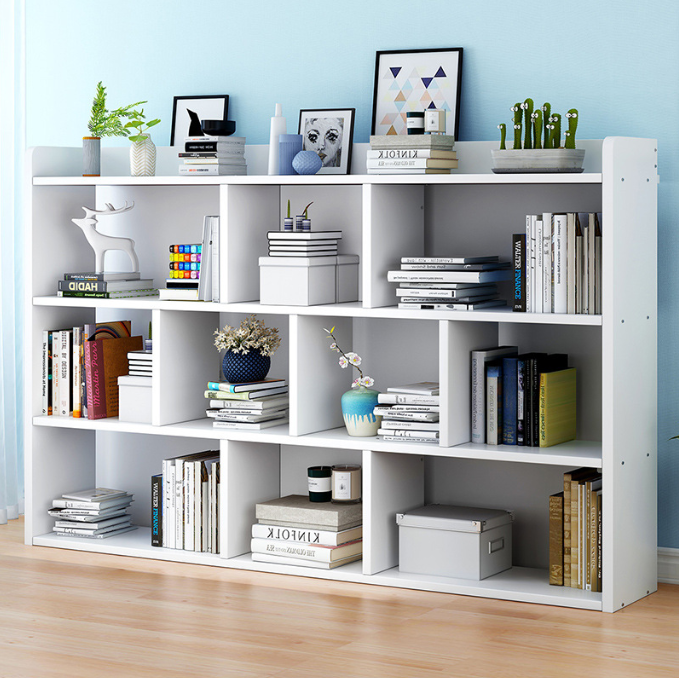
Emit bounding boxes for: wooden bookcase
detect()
[24,138,658,612]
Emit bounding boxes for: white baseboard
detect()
[658,548,679,585]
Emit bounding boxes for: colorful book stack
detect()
[471,346,576,447]
[375,382,440,444]
[154,451,220,552]
[205,378,289,429]
[512,212,602,314]
[388,256,511,311]
[57,271,157,299]
[252,495,363,569]
[41,320,143,420]
[367,135,457,175]
[178,136,247,175]
[48,488,136,539]
[266,230,342,258]
[549,468,602,591]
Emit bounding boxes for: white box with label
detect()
[118,375,152,424]
[396,504,513,580]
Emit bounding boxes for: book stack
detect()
[367,135,458,174]
[178,136,247,175]
[388,256,511,311]
[375,382,440,444]
[48,488,136,539]
[251,495,363,569]
[471,346,576,447]
[154,451,220,551]
[205,378,289,430]
[512,212,602,314]
[126,349,153,378]
[266,230,342,258]
[549,468,602,591]
[57,271,157,300]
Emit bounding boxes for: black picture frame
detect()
[298,108,355,175]
[170,95,229,146]
[371,48,463,139]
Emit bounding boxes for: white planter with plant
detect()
[126,109,161,177]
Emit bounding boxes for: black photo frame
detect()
[298,108,355,175]
[170,95,229,146]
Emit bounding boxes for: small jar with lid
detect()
[307,466,332,502]
[331,464,361,503]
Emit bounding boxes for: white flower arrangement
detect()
[323,326,374,389]
[214,314,281,357]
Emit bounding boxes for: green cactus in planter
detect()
[548,113,562,148]
[521,98,534,149]
[497,123,507,150]
[511,104,522,149]
[564,108,579,149]
[531,110,543,150]
[541,103,551,148]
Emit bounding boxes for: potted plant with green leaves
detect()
[84,81,145,176]
[125,108,161,177]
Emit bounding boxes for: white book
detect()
[542,213,552,313]
[375,404,440,412]
[198,215,213,302]
[376,428,439,438]
[211,216,220,303]
[387,270,512,284]
[380,420,440,431]
[377,393,439,405]
[395,286,496,299]
[207,409,289,422]
[251,524,363,546]
[72,326,81,418]
[212,417,288,430]
[588,213,596,315]
[525,215,532,313]
[174,460,184,549]
[377,411,439,422]
[60,329,72,416]
[397,300,506,311]
[54,521,133,536]
[47,507,130,520]
[250,537,362,563]
[379,435,439,444]
[397,282,489,289]
[595,213,602,315]
[207,395,290,410]
[535,217,544,313]
[567,213,577,314]
[54,515,130,530]
[580,213,590,314]
[185,461,194,551]
[400,256,498,265]
[52,496,133,511]
[387,382,439,395]
[41,330,49,415]
[553,213,568,313]
[251,552,362,569]
[575,213,584,314]
[55,526,138,539]
[127,350,152,361]
[61,488,128,502]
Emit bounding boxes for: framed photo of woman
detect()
[298,108,355,174]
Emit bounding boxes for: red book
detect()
[84,335,143,419]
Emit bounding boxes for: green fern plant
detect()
[125,108,161,143]
[87,81,146,138]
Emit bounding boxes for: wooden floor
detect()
[1,519,678,678]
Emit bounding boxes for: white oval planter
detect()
[130,134,157,176]
[491,148,585,173]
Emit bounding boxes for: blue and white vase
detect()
[341,386,381,437]
[222,350,271,383]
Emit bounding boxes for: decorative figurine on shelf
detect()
[497,124,506,150]
[71,201,139,274]
[520,98,534,149]
[511,103,522,150]
[564,109,579,149]
[292,150,323,175]
[323,326,381,437]
[531,109,543,150]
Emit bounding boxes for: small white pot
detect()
[130,133,157,176]
[491,148,585,173]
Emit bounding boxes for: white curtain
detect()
[0,0,25,524]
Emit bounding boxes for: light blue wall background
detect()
[25,0,679,547]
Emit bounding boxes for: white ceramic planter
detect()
[491,148,585,173]
[130,133,157,176]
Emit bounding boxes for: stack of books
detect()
[205,378,289,429]
[388,256,511,311]
[57,271,157,300]
[48,488,136,539]
[367,135,457,175]
[178,136,247,175]
[127,349,153,378]
[252,495,363,569]
[549,468,602,591]
[265,230,342,258]
[375,382,440,444]
[471,346,576,447]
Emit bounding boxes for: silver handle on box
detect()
[489,537,505,554]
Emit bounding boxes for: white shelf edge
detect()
[32,529,601,610]
[32,297,603,326]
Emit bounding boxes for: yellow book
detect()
[539,368,576,447]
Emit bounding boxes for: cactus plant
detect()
[531,110,543,150]
[521,98,534,150]
[541,103,551,148]
[548,113,562,148]
[511,104,522,149]
[497,123,507,150]
[564,108,578,149]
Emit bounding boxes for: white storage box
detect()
[396,504,513,580]
[118,375,152,424]
[259,255,359,306]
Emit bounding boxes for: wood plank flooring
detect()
[1,518,677,678]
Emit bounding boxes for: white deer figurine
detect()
[71,201,139,274]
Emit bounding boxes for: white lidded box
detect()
[396,504,513,580]
[118,375,152,424]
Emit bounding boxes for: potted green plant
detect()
[125,108,161,177]
[84,81,145,177]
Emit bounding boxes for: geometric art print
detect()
[372,48,463,138]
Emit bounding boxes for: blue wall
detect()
[26,0,679,547]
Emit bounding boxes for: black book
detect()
[529,354,568,446]
[512,233,526,312]
[151,474,162,547]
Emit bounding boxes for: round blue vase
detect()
[292,150,323,175]
[222,350,271,383]
[341,386,381,437]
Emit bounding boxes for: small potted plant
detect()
[323,326,381,437]
[85,81,145,177]
[491,99,585,173]
[125,108,161,177]
[214,315,281,383]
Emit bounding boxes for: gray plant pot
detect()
[491,148,585,173]
[83,136,101,176]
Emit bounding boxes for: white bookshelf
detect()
[24,138,657,612]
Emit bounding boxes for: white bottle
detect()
[267,103,287,175]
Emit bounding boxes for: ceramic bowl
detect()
[200,120,236,136]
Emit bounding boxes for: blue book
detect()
[502,357,519,445]
[516,356,528,446]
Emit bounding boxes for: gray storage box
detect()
[396,504,513,580]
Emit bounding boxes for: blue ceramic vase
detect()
[292,150,322,175]
[222,350,271,383]
[278,134,303,175]
[341,386,381,436]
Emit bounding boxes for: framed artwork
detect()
[372,48,463,139]
[170,95,229,146]
[298,108,355,174]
